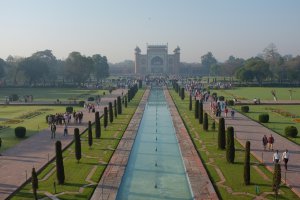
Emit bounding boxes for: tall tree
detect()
[273,163,281,196]
[104,107,108,129]
[95,112,101,138]
[218,118,226,149]
[114,99,117,118]
[117,96,122,114]
[201,52,217,75]
[65,52,93,85]
[19,57,49,85]
[92,54,109,83]
[203,113,208,131]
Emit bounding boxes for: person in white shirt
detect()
[282,149,290,170]
[273,150,280,164]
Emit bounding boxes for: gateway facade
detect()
[134,44,180,75]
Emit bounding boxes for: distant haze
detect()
[1,0,300,63]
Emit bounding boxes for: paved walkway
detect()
[0,89,125,200]
[235,99,300,105]
[203,103,300,198]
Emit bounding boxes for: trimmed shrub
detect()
[226,126,235,163]
[181,88,185,100]
[15,126,26,138]
[227,100,234,106]
[95,112,101,139]
[117,96,122,114]
[114,99,117,118]
[218,96,225,101]
[259,114,269,123]
[211,121,216,131]
[125,95,128,108]
[88,121,92,148]
[74,128,81,163]
[87,97,95,101]
[55,141,65,184]
[10,94,19,101]
[273,163,281,195]
[78,101,85,107]
[241,106,249,113]
[199,101,203,124]
[66,106,73,113]
[218,118,226,150]
[285,126,298,138]
[189,95,192,111]
[31,167,38,200]
[244,141,251,185]
[195,100,199,119]
[203,113,208,131]
[109,102,113,123]
[104,107,108,129]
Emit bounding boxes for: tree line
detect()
[0,50,109,86]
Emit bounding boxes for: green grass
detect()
[236,105,300,145]
[10,89,144,200]
[0,88,107,102]
[0,105,81,152]
[170,89,299,200]
[212,87,300,101]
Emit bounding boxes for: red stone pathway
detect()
[0,89,125,200]
[203,103,300,198]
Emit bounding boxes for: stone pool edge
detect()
[90,89,150,200]
[164,87,219,200]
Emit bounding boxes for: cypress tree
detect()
[55,140,65,184]
[128,88,131,102]
[273,163,281,195]
[88,121,92,148]
[203,113,208,131]
[139,79,142,88]
[226,126,235,163]
[95,111,101,139]
[199,100,203,124]
[114,99,117,118]
[195,100,199,119]
[125,95,128,108]
[74,128,81,163]
[117,96,122,114]
[218,118,226,149]
[104,107,108,129]
[244,141,251,185]
[189,94,192,111]
[181,88,185,100]
[31,167,38,200]
[109,102,113,123]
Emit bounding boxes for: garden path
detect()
[204,103,300,198]
[0,89,125,200]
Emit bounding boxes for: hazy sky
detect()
[1,0,300,63]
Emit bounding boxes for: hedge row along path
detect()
[0,89,126,200]
[203,102,300,198]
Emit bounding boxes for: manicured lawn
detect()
[213,87,300,101]
[236,105,300,145]
[0,105,81,152]
[10,89,144,200]
[170,89,299,200]
[0,88,107,102]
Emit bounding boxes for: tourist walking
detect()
[262,135,268,151]
[268,134,274,151]
[282,149,290,170]
[273,150,280,164]
[224,107,228,117]
[64,123,68,136]
[50,123,56,139]
[230,110,235,119]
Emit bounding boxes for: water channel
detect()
[116,87,193,200]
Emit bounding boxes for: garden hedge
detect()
[285,126,298,138]
[259,114,269,123]
[15,126,26,138]
[66,106,73,113]
[241,106,249,113]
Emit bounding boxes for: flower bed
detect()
[265,107,297,118]
[18,111,43,119]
